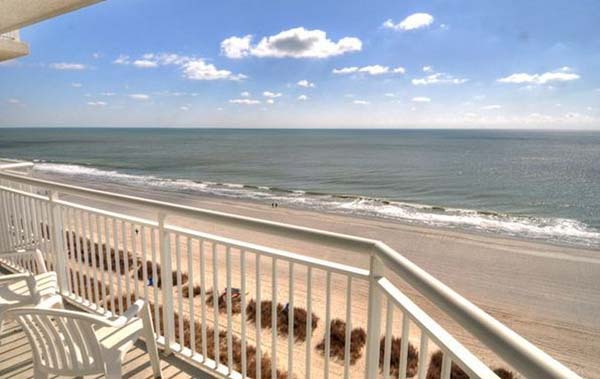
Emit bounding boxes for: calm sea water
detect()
[1,128,599,248]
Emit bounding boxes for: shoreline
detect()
[31,170,600,377]
[31,163,600,251]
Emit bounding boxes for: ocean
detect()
[0,128,598,248]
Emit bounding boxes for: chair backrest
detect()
[7,307,108,376]
[0,248,47,274]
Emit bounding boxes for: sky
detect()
[1,0,599,129]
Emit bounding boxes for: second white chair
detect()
[7,297,162,379]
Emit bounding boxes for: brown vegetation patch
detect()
[379,336,418,378]
[135,261,188,288]
[68,268,109,304]
[276,303,319,342]
[207,288,242,314]
[426,351,517,379]
[65,231,137,275]
[316,319,367,365]
[181,284,203,298]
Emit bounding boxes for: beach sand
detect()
[36,172,599,378]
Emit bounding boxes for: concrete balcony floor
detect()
[0,308,216,379]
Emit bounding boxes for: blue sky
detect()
[1,0,599,128]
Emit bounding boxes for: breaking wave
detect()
[34,162,600,248]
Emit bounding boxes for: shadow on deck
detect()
[0,313,216,379]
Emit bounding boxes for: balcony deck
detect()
[0,305,215,379]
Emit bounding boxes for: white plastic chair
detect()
[7,298,162,379]
[0,249,60,343]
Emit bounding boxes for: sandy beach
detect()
[37,172,600,378]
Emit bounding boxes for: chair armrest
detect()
[35,294,63,309]
[108,299,146,328]
[0,249,47,274]
[0,272,31,284]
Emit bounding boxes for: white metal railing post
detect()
[364,253,384,379]
[158,212,175,354]
[48,190,68,293]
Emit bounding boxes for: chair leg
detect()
[105,356,123,379]
[141,303,162,378]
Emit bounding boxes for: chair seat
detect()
[0,272,57,313]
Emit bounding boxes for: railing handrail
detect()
[0,166,581,378]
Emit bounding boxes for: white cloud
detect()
[263,91,282,98]
[129,94,150,100]
[132,59,159,68]
[183,59,246,81]
[497,68,580,85]
[7,98,21,105]
[353,100,370,105]
[87,101,107,106]
[229,99,261,105]
[180,106,189,111]
[297,95,308,101]
[481,104,502,110]
[71,83,82,88]
[333,65,405,76]
[383,13,434,31]
[412,70,468,85]
[115,53,245,80]
[50,62,86,70]
[333,66,359,74]
[221,27,362,59]
[297,79,315,88]
[412,96,431,102]
[241,91,250,97]
[384,93,396,97]
[92,52,101,59]
[422,66,433,73]
[266,99,275,104]
[100,92,116,96]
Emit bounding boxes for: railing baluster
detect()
[140,225,148,300]
[80,210,92,303]
[113,217,123,313]
[73,209,84,299]
[176,234,184,350]
[104,216,116,312]
[364,255,384,379]
[187,237,195,353]
[158,212,175,353]
[64,207,75,294]
[95,214,107,310]
[87,212,99,306]
[240,249,247,378]
[343,275,352,379]
[0,191,11,252]
[399,312,410,379]
[200,239,208,360]
[305,266,313,379]
[122,220,131,308]
[212,242,220,366]
[271,257,278,379]
[131,223,139,299]
[417,333,429,379]
[324,270,332,379]
[255,253,262,379]
[226,246,233,373]
[441,353,452,379]
[150,226,161,342]
[287,262,294,377]
[383,300,394,379]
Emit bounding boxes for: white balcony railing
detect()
[0,160,581,379]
